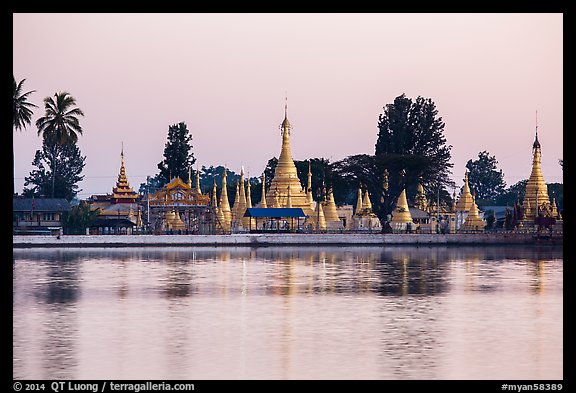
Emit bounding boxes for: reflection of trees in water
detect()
[374,248,450,296]
[33,257,81,305]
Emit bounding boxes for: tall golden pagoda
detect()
[522,121,551,218]
[111,147,139,204]
[266,101,313,214]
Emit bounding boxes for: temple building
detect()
[147,167,212,233]
[88,148,142,234]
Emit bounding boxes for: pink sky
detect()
[13,13,563,199]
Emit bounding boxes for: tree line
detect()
[14,76,563,222]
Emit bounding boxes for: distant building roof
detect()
[244,207,306,218]
[408,207,430,219]
[481,206,511,220]
[13,197,70,212]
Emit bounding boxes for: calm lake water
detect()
[13,246,563,380]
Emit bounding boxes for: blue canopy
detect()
[243,208,306,218]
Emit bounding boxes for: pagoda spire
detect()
[112,145,138,204]
[187,166,192,188]
[260,173,267,208]
[456,170,474,211]
[219,168,232,227]
[362,189,372,212]
[355,185,363,216]
[211,180,218,208]
[306,161,314,209]
[522,111,550,218]
[195,166,201,195]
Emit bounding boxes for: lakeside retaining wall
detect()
[12,233,557,248]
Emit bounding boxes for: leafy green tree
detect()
[494,180,527,206]
[23,138,86,201]
[465,151,506,204]
[374,94,454,220]
[13,76,37,194]
[63,201,100,235]
[156,122,195,187]
[35,92,85,197]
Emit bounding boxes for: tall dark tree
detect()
[13,76,37,194]
[465,151,506,204]
[156,122,195,187]
[35,92,85,197]
[23,138,86,201]
[374,94,454,220]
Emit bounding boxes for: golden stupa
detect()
[362,189,372,212]
[260,173,267,208]
[165,210,185,231]
[323,187,340,223]
[354,185,363,216]
[414,181,428,211]
[265,102,313,215]
[455,171,474,211]
[460,193,485,231]
[219,168,232,228]
[391,189,413,224]
[521,127,551,218]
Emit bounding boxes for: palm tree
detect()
[36,92,85,197]
[13,76,37,131]
[13,76,37,195]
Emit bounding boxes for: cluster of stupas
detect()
[94,102,559,235]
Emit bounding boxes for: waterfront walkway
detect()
[12,232,561,248]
